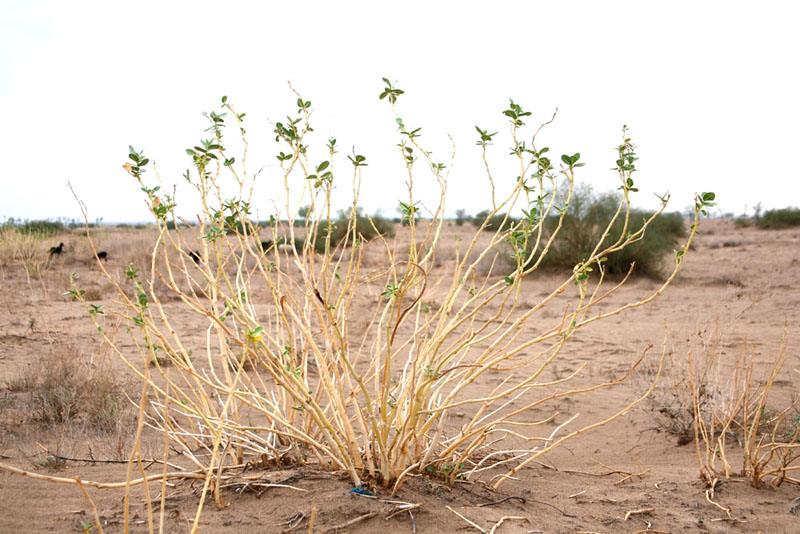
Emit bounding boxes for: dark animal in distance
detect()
[49,243,65,256]
[259,240,274,251]
[188,250,201,264]
[97,251,108,261]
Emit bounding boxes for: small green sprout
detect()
[379,77,404,104]
[246,326,264,343]
[382,284,400,299]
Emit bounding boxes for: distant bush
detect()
[15,220,66,236]
[472,210,515,231]
[733,217,753,228]
[454,208,468,226]
[756,207,800,229]
[313,210,394,253]
[530,188,686,277]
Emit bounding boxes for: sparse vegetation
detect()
[757,207,800,229]
[311,208,395,253]
[471,209,513,231]
[528,186,686,277]
[2,80,718,532]
[690,325,800,489]
[641,317,800,491]
[9,340,128,432]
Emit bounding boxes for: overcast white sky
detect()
[1,1,798,223]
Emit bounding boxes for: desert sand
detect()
[1,218,799,533]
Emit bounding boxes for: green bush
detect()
[16,220,66,236]
[530,187,686,277]
[733,217,753,228]
[472,210,515,231]
[312,209,394,252]
[756,208,800,229]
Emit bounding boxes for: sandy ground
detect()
[1,218,799,533]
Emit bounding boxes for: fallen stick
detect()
[37,447,184,470]
[488,516,529,534]
[476,489,530,507]
[323,511,377,533]
[705,487,733,519]
[385,503,421,519]
[446,506,487,533]
[308,507,316,534]
[0,461,204,489]
[75,477,105,534]
[623,508,654,521]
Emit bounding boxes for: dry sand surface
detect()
[1,218,799,533]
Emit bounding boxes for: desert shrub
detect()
[689,325,800,489]
[15,219,66,236]
[312,209,394,252]
[471,210,515,231]
[641,319,800,490]
[733,217,753,228]
[756,207,800,229]
[529,186,686,277]
[0,228,37,267]
[65,82,714,529]
[454,208,468,226]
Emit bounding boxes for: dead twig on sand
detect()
[562,458,649,485]
[322,511,377,533]
[0,461,204,489]
[475,488,531,507]
[489,516,530,534]
[37,445,184,471]
[220,480,308,494]
[385,502,420,533]
[277,511,306,533]
[623,508,654,521]
[75,477,104,534]
[704,478,733,520]
[308,507,316,534]
[529,498,577,518]
[447,506,487,533]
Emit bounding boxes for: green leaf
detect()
[316,161,329,172]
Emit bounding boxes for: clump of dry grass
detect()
[9,339,129,432]
[689,324,800,488]
[641,316,800,488]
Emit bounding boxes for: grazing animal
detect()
[188,250,201,264]
[97,251,108,261]
[49,242,65,256]
[259,240,274,251]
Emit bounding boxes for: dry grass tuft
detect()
[9,339,130,432]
